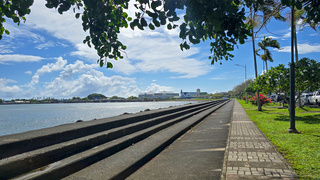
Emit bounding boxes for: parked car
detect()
[270,94,277,101]
[298,93,313,105]
[309,91,320,106]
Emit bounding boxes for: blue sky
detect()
[1,1,320,100]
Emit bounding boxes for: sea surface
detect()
[0,101,196,136]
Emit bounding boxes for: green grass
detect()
[238,100,320,180]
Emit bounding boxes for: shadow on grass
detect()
[274,114,320,124]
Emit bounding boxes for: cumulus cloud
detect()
[277,43,320,54]
[0,78,21,93]
[43,69,141,98]
[0,54,44,64]
[60,60,98,79]
[145,83,173,93]
[31,57,68,85]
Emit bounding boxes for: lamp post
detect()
[235,64,248,104]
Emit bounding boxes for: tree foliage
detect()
[256,36,280,71]
[255,58,320,105]
[1,0,320,68]
[87,93,107,100]
[0,0,253,67]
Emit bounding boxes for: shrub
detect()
[242,95,252,100]
[249,94,271,106]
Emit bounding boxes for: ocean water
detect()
[0,101,195,136]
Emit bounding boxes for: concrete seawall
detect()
[0,100,229,179]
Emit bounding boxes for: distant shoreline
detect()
[0,99,205,105]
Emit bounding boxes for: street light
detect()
[235,64,248,104]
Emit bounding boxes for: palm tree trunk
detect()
[251,7,262,111]
[266,60,268,71]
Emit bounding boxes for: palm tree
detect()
[246,0,285,111]
[256,36,280,72]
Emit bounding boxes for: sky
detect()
[1,1,320,100]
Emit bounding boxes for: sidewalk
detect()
[223,100,298,179]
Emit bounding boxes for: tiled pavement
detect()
[223,100,299,180]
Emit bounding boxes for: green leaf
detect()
[153,19,160,27]
[4,29,10,35]
[141,18,147,26]
[149,23,155,30]
[75,13,80,19]
[167,23,172,30]
[107,62,113,68]
[99,60,104,67]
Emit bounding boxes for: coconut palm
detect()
[256,36,280,72]
[246,0,285,111]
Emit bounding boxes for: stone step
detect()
[11,101,227,180]
[0,100,227,179]
[0,101,214,159]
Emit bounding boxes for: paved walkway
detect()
[223,100,298,179]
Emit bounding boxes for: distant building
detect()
[138,91,179,100]
[180,89,208,98]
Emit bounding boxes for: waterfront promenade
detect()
[127,100,298,180]
[223,100,298,179]
[0,100,298,179]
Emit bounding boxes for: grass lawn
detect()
[237,99,320,180]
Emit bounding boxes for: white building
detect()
[180,89,208,98]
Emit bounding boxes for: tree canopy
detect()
[87,93,107,100]
[1,0,320,68]
[255,58,320,104]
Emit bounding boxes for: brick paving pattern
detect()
[224,100,298,180]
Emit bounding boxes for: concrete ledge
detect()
[64,101,229,180]
[0,101,214,159]
[0,100,229,179]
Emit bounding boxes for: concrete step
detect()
[0,100,227,179]
[0,101,214,159]
[63,100,229,180]
[11,101,228,180]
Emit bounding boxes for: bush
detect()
[242,95,252,100]
[248,94,271,106]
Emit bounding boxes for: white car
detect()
[299,93,313,105]
[309,91,320,106]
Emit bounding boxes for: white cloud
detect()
[277,43,320,54]
[19,1,211,78]
[145,83,173,92]
[31,57,68,85]
[26,1,86,45]
[25,71,32,75]
[43,69,140,98]
[0,78,21,93]
[0,45,13,53]
[210,77,228,80]
[3,22,46,43]
[60,60,98,79]
[0,54,44,64]
[118,27,211,78]
[35,41,56,50]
